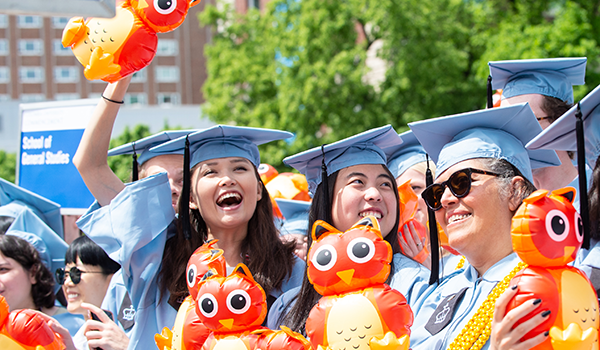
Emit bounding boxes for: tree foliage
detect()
[200,0,600,169]
[0,151,16,184]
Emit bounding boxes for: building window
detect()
[248,0,260,9]
[54,67,79,83]
[0,67,9,83]
[52,17,70,29]
[131,68,147,83]
[0,40,8,56]
[53,39,72,56]
[18,39,43,56]
[54,93,80,101]
[156,39,179,56]
[157,93,180,105]
[19,67,44,83]
[155,66,179,82]
[17,15,42,28]
[20,94,46,102]
[0,15,8,29]
[124,93,148,106]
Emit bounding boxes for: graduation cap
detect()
[6,228,68,293]
[387,130,428,179]
[107,130,195,181]
[0,177,63,237]
[275,198,311,236]
[409,103,561,184]
[488,57,587,106]
[151,125,294,239]
[526,84,600,249]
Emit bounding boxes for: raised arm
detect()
[73,76,132,207]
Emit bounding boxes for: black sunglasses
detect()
[422,168,501,211]
[55,266,103,285]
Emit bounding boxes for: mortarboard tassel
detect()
[321,145,331,224]
[487,75,493,109]
[132,142,139,182]
[425,154,440,285]
[575,103,591,249]
[181,136,191,240]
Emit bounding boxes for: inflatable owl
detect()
[155,240,226,350]
[305,216,413,350]
[258,164,279,185]
[196,263,311,350]
[265,173,311,218]
[0,296,65,350]
[62,0,201,82]
[506,187,599,350]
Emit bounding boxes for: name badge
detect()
[118,292,136,330]
[425,287,468,335]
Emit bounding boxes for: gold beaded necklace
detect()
[446,261,527,350]
[455,256,466,270]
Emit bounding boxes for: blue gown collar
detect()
[462,253,520,283]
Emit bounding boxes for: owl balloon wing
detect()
[62,0,201,82]
[305,216,413,350]
[506,187,600,350]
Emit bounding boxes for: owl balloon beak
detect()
[336,269,355,285]
[219,318,234,329]
[564,246,577,260]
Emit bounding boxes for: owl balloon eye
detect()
[311,244,337,271]
[186,264,197,288]
[227,289,251,314]
[545,209,570,242]
[574,212,583,243]
[198,293,219,318]
[154,0,178,14]
[347,237,376,264]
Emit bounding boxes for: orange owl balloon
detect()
[62,0,201,82]
[506,187,599,349]
[397,180,428,256]
[305,216,413,350]
[155,240,226,350]
[265,173,310,218]
[258,164,279,185]
[0,296,65,350]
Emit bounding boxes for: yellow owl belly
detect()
[326,294,384,350]
[212,336,248,350]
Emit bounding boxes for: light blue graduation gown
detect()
[410,253,521,350]
[266,253,430,330]
[77,173,177,350]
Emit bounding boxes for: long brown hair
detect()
[283,165,401,333]
[158,166,296,302]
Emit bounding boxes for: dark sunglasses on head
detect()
[55,266,103,285]
[422,168,501,211]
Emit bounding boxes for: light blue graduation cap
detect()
[0,177,63,237]
[283,125,403,195]
[387,130,428,179]
[152,125,293,239]
[488,57,587,104]
[527,84,600,168]
[408,103,561,184]
[108,130,195,181]
[275,198,311,236]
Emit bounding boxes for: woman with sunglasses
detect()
[56,235,123,350]
[406,103,562,350]
[267,125,430,332]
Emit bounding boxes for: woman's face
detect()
[142,154,184,212]
[434,159,514,256]
[62,258,112,317]
[0,252,36,312]
[331,164,397,237]
[396,167,428,227]
[190,157,262,234]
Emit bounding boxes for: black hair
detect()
[283,165,401,334]
[65,235,120,275]
[0,235,55,310]
[588,154,600,240]
[0,216,15,234]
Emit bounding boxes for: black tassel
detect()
[425,154,439,285]
[575,103,591,249]
[132,142,139,182]
[182,136,191,240]
[321,145,331,224]
[487,75,493,109]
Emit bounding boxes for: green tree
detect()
[0,151,16,183]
